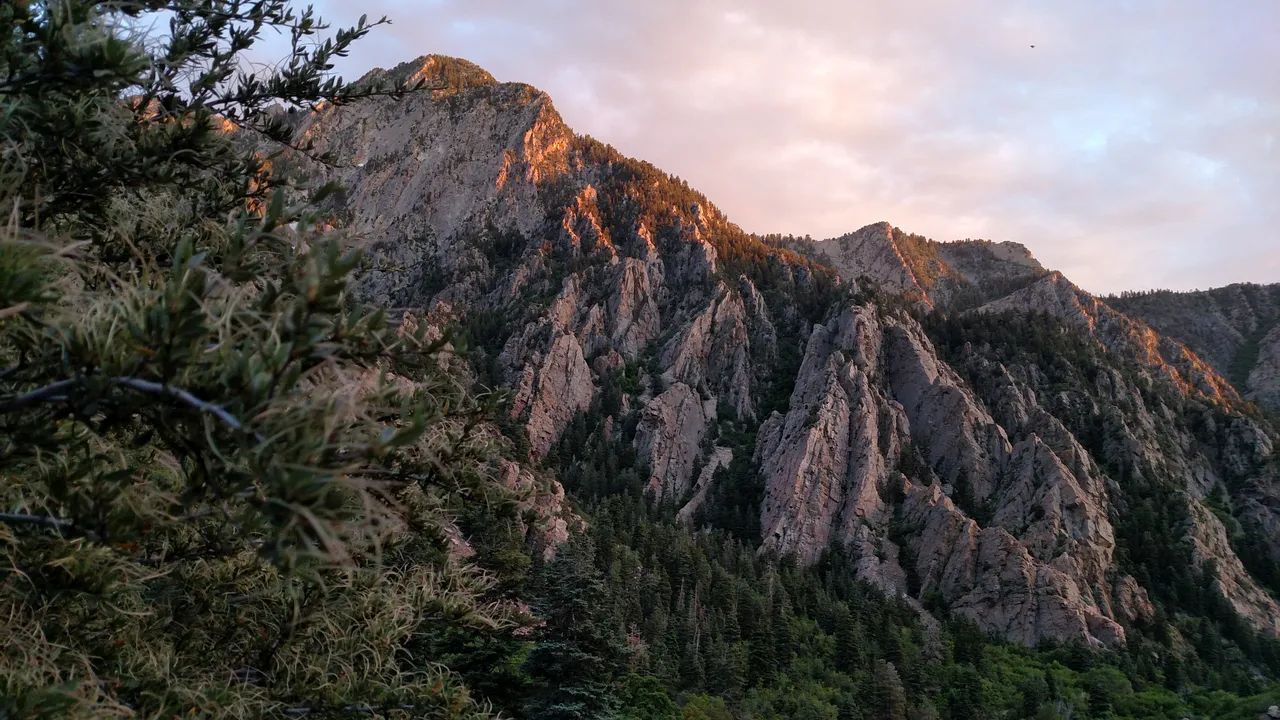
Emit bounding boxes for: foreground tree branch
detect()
[0,512,98,541]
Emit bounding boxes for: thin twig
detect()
[111,377,265,442]
[0,513,99,541]
[0,375,266,442]
[282,705,416,716]
[0,378,77,413]
[0,302,30,319]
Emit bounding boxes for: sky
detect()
[281,0,1276,294]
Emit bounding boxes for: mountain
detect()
[1108,283,1280,412]
[810,221,1047,308]
[281,53,1280,712]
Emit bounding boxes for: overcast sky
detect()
[288,0,1277,294]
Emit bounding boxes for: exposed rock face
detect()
[292,55,780,473]
[978,272,1239,403]
[757,306,903,568]
[1108,283,1280,411]
[1187,497,1280,635]
[901,482,1124,647]
[813,222,1045,307]
[882,321,1011,499]
[293,56,571,310]
[1249,326,1280,410]
[513,332,596,458]
[815,222,942,301]
[286,53,1280,650]
[611,258,663,360]
[635,383,714,501]
[677,446,734,524]
[662,282,755,420]
[756,303,1144,646]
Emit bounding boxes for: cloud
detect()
[295,0,1278,294]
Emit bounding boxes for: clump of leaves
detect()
[0,2,523,717]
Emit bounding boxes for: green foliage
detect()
[680,694,733,720]
[617,674,681,720]
[0,2,521,717]
[523,535,629,720]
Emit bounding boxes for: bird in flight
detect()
[1030,45,1036,48]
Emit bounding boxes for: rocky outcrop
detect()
[635,383,715,500]
[813,223,1044,308]
[1248,326,1280,410]
[676,446,734,524]
[610,258,663,361]
[756,302,1143,646]
[507,330,596,457]
[662,283,754,420]
[292,56,573,310]
[815,222,941,301]
[757,306,905,567]
[1108,283,1280,411]
[882,321,1012,500]
[1187,498,1280,636]
[978,272,1239,403]
[901,482,1125,647]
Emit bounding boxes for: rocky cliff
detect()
[1108,283,1280,412]
[977,272,1240,403]
[812,222,1046,308]
[281,54,1280,650]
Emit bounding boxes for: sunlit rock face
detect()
[284,53,1280,647]
[1107,283,1280,412]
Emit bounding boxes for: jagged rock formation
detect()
[813,222,1046,308]
[636,383,714,500]
[754,304,1142,646]
[978,272,1240,403]
[1108,283,1280,411]
[281,53,1280,649]
[676,446,734,524]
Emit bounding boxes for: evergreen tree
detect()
[941,665,988,720]
[1,2,515,717]
[523,535,627,720]
[871,660,910,720]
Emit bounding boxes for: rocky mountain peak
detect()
[813,223,1047,308]
[978,271,1241,404]
[281,54,1280,651]
[357,54,499,92]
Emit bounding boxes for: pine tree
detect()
[941,664,988,720]
[872,660,910,720]
[523,535,627,720]
[0,2,516,717]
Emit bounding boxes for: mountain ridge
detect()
[279,54,1280,654]
[1108,283,1280,412]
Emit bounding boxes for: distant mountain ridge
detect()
[810,222,1260,408]
[1108,283,1280,412]
[811,221,1047,309]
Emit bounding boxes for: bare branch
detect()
[111,377,262,440]
[0,378,77,413]
[0,376,266,443]
[0,513,99,541]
